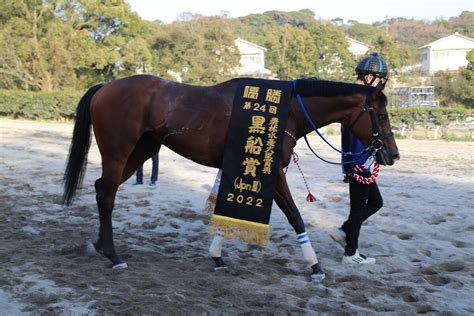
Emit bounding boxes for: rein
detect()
[285,80,393,197]
[292,80,377,166]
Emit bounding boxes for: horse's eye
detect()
[379,114,388,121]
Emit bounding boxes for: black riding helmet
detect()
[355,52,388,87]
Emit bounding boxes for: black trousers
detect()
[136,154,159,183]
[341,177,383,256]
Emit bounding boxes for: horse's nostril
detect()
[393,153,400,161]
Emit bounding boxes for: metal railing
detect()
[389,86,440,108]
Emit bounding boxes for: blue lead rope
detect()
[302,135,369,165]
[292,80,372,166]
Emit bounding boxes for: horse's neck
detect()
[289,95,362,139]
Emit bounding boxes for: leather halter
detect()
[347,97,392,153]
[291,79,390,165]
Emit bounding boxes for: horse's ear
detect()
[374,78,387,94]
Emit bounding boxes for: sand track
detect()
[0,119,473,314]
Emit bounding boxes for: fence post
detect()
[433,125,440,140]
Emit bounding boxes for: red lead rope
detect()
[291,152,318,202]
[284,130,317,202]
[349,163,380,185]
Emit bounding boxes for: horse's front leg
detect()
[206,170,228,271]
[209,231,227,270]
[274,168,325,281]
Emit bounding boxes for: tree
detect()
[372,35,417,72]
[331,17,344,26]
[1,4,469,93]
[237,9,318,30]
[261,24,317,79]
[343,22,418,74]
[344,23,382,45]
[0,1,67,91]
[0,0,158,90]
[71,0,157,82]
[153,16,239,85]
[465,50,474,73]
[308,23,355,81]
[448,11,474,37]
[231,10,354,81]
[432,67,474,108]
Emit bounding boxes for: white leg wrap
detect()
[205,170,223,211]
[298,232,318,267]
[209,234,224,258]
[211,169,222,195]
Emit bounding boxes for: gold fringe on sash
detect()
[209,214,269,246]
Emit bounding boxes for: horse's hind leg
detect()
[274,168,325,281]
[94,159,127,268]
[119,133,161,184]
[93,134,161,268]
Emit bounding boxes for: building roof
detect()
[419,32,474,50]
[345,36,370,48]
[235,37,267,52]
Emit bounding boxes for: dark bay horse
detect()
[63,75,399,278]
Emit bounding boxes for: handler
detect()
[134,153,159,186]
[331,52,388,264]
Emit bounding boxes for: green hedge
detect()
[1,90,473,127]
[0,90,82,120]
[389,107,471,129]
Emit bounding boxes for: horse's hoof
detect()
[212,257,227,271]
[310,272,326,282]
[310,263,325,281]
[214,266,228,271]
[84,242,98,256]
[111,262,128,269]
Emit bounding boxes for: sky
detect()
[127,0,473,24]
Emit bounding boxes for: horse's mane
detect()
[294,78,375,97]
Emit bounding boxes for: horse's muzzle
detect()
[392,151,400,161]
[376,148,400,166]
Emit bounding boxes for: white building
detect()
[234,37,273,78]
[419,32,474,73]
[346,36,370,57]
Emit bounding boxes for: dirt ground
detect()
[0,118,473,314]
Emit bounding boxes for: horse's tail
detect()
[62,84,104,206]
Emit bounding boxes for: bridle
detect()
[358,73,387,89]
[291,79,391,165]
[347,94,393,155]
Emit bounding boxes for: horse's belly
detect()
[162,134,223,168]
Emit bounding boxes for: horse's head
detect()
[348,86,400,166]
